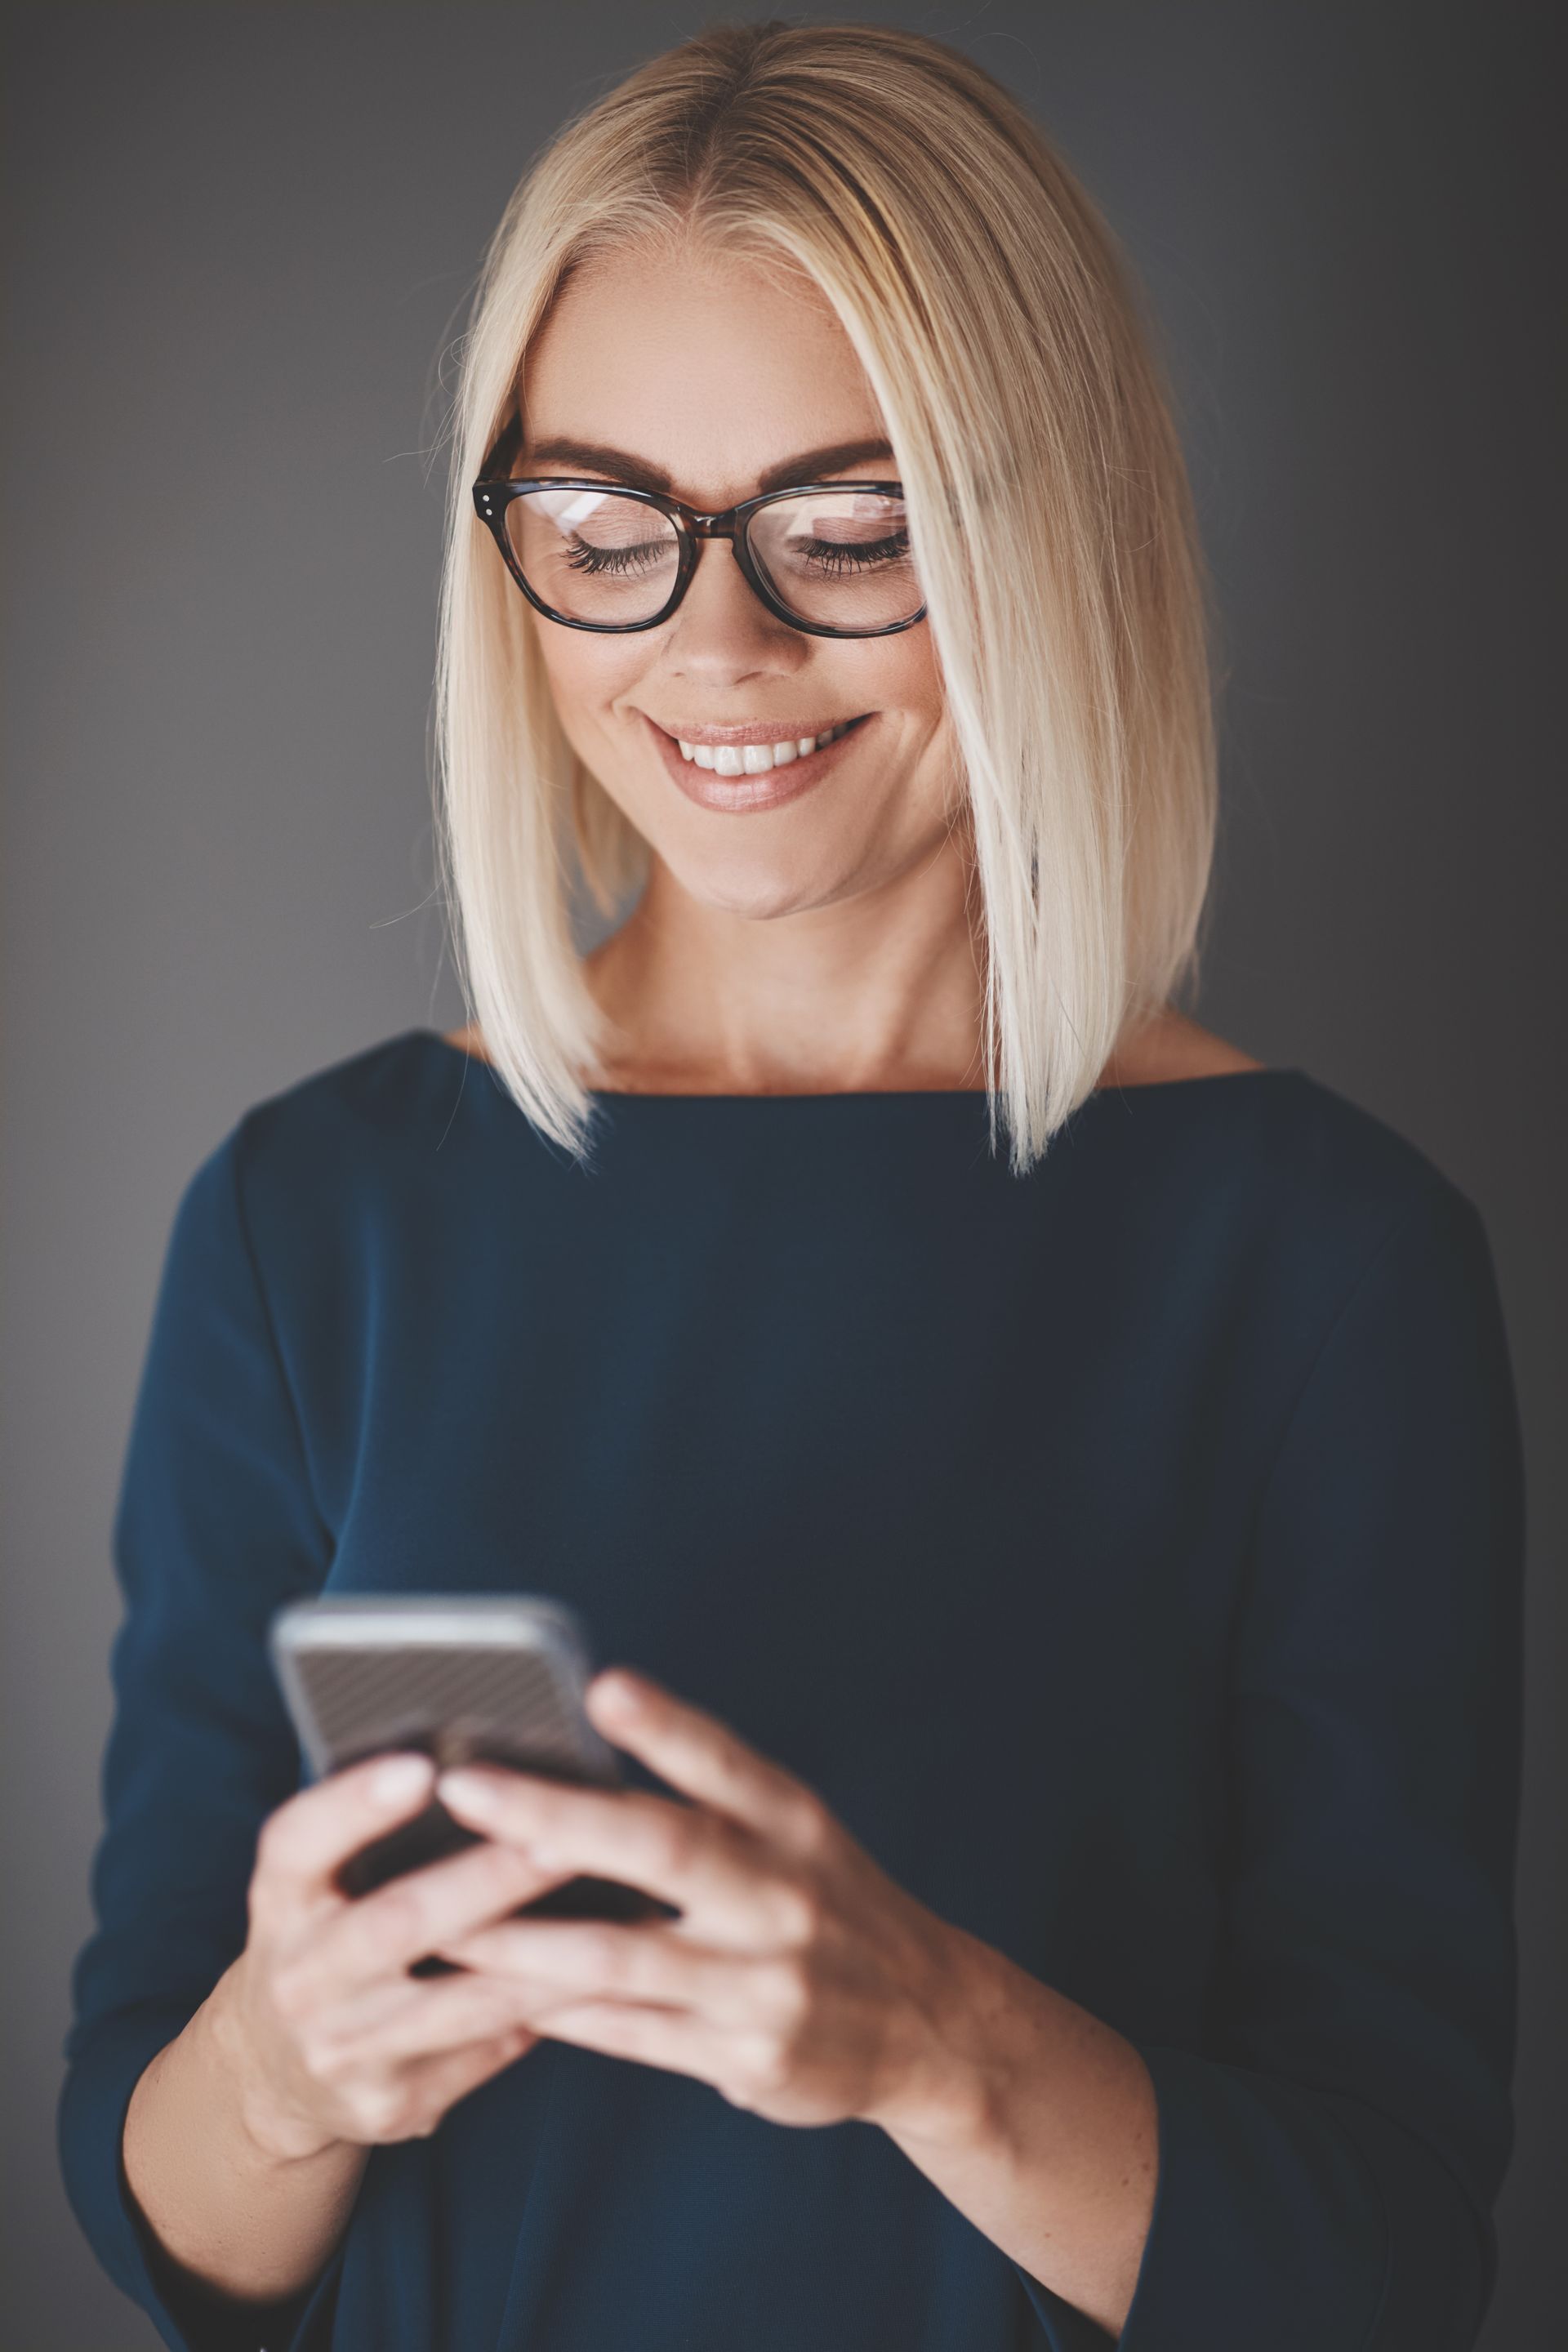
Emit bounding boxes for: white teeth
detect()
[675,720,858,774]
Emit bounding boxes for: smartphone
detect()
[269,1594,676,1945]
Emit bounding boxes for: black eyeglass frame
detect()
[470,415,927,639]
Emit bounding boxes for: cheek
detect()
[816,632,943,749]
[878,631,943,725]
[532,626,645,746]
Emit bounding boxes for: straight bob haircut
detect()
[434,19,1221,1174]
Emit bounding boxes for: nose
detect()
[660,535,809,687]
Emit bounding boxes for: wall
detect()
[2,4,1561,2343]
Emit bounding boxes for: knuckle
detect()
[772,1880,825,1946]
[351,2082,405,2140]
[463,1969,523,2020]
[254,1808,297,1879]
[373,1882,430,1945]
[483,1841,541,1900]
[787,1793,833,1857]
[298,2025,354,2085]
[578,1926,626,1981]
[651,1811,700,1878]
[471,1992,522,2040]
[760,1958,811,2034]
[736,2031,791,2096]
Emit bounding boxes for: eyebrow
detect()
[521,435,897,497]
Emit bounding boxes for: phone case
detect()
[269,1597,678,1948]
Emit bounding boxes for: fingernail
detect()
[594,1671,644,1714]
[438,1768,499,1814]
[370,1755,434,1806]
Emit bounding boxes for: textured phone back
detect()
[292,1638,614,1783]
[268,1601,672,1933]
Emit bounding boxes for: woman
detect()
[59,21,1523,2352]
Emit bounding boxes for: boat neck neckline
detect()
[417,1028,1299,1104]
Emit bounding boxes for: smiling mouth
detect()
[655,715,871,776]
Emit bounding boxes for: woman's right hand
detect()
[208,1753,570,2163]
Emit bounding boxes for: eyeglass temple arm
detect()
[475,409,523,483]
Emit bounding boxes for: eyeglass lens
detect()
[502,486,919,630]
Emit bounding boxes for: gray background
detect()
[2,3,1561,2344]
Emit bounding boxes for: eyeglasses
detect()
[471,415,926,639]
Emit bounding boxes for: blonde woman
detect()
[60,22,1522,2352]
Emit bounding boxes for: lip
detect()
[652,717,862,746]
[640,710,872,813]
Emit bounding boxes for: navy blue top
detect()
[60,1030,1524,2352]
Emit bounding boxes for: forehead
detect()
[520,243,887,508]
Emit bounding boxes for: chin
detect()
[664,843,857,923]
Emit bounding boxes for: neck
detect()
[581,824,991,1097]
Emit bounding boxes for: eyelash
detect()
[563,532,911,579]
[793,533,911,574]
[564,538,670,577]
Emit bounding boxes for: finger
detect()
[393,2023,537,2133]
[253,1754,438,1912]
[585,1671,826,1847]
[434,1771,774,1940]
[344,1972,551,2063]
[301,1837,564,1995]
[435,1918,755,2019]
[528,1996,739,2091]
[311,1958,551,2053]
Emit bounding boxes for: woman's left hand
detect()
[432,1668,982,2136]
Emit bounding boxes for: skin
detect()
[452,240,1260,1096]
[123,240,1262,2340]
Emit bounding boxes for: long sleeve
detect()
[57,1123,341,2352]
[1021,1181,1525,2350]
[51,1040,1534,2350]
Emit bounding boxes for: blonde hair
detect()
[434,20,1220,1173]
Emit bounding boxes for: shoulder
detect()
[1088,1049,1506,1460]
[234,1027,469,1145]
[169,1030,494,1263]
[1085,1017,1486,1324]
[226,1027,488,1167]
[1110,1011,1468,1216]
[1168,1058,1492,1364]
[1250,1067,1481,1282]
